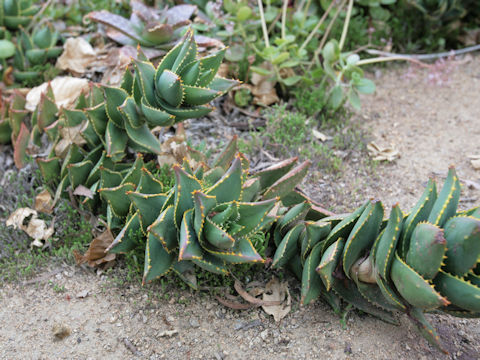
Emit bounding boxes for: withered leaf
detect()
[56,37,96,75]
[261,277,291,322]
[34,189,54,214]
[73,230,116,267]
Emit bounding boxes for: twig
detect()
[26,0,53,32]
[365,44,480,60]
[22,268,64,286]
[309,0,346,70]
[299,0,338,54]
[339,0,353,51]
[121,337,143,357]
[280,0,290,39]
[234,280,282,306]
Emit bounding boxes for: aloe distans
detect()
[13,23,63,82]
[0,0,38,31]
[90,29,237,157]
[272,167,480,352]
[105,137,312,287]
[88,1,219,49]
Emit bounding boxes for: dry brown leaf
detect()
[367,141,399,162]
[73,185,94,199]
[157,135,189,166]
[312,129,331,142]
[250,63,278,106]
[261,277,291,322]
[25,218,54,247]
[56,37,97,75]
[468,154,480,170]
[35,189,54,214]
[26,77,90,111]
[6,207,54,247]
[54,121,88,157]
[6,207,37,230]
[52,324,71,340]
[73,230,116,267]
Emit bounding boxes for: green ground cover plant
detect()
[0,0,479,355]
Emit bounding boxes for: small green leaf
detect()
[328,85,344,110]
[354,78,376,94]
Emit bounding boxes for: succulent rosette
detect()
[272,167,480,352]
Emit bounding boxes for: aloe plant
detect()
[104,138,312,287]
[81,29,237,158]
[272,167,480,352]
[0,91,28,167]
[87,1,218,49]
[0,0,38,31]
[12,23,63,82]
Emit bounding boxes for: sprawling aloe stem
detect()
[273,167,480,352]
[13,23,63,82]
[88,1,219,49]
[103,138,312,287]
[0,0,38,31]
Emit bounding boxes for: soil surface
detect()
[1,56,480,360]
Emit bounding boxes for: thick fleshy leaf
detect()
[143,232,175,283]
[179,209,203,260]
[173,165,202,227]
[108,212,142,253]
[391,253,449,310]
[272,224,303,268]
[301,221,330,260]
[192,252,228,275]
[193,191,217,238]
[433,271,480,312]
[124,119,163,154]
[37,157,61,184]
[443,216,480,276]
[68,160,93,190]
[405,222,446,279]
[399,179,437,258]
[197,48,226,87]
[105,120,127,161]
[156,70,183,107]
[99,183,135,218]
[203,236,263,264]
[119,96,143,128]
[129,192,168,231]
[343,200,384,277]
[183,85,221,106]
[375,204,403,280]
[156,98,213,120]
[137,167,164,194]
[427,167,461,227]
[13,122,29,168]
[317,238,344,291]
[133,60,156,105]
[262,161,310,200]
[144,206,176,254]
[301,242,324,305]
[141,97,174,126]
[104,86,128,128]
[206,155,242,204]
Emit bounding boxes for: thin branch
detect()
[299,0,338,54]
[365,44,480,60]
[281,0,288,39]
[308,0,346,70]
[339,0,353,51]
[257,0,270,48]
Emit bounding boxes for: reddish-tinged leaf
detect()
[13,122,30,169]
[165,5,197,24]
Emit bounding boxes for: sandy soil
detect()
[1,56,480,360]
